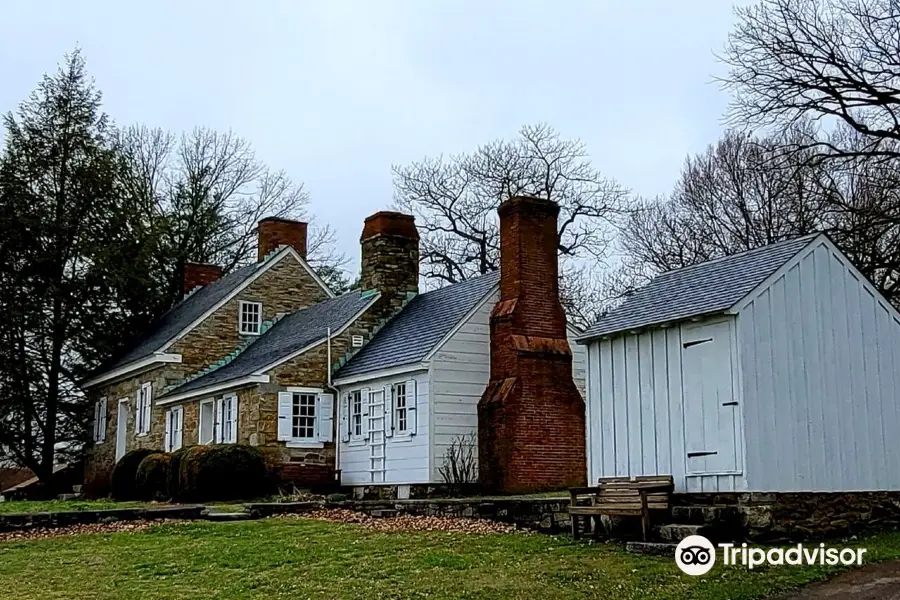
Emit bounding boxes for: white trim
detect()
[238,300,263,335]
[286,440,325,449]
[159,246,335,354]
[156,374,269,405]
[333,363,430,387]
[422,283,499,362]
[82,353,182,389]
[286,386,325,394]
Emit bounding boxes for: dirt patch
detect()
[296,508,522,534]
[774,560,900,599]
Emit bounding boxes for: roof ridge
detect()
[653,233,820,280]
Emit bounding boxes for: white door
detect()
[115,399,128,462]
[681,320,741,475]
[368,389,386,483]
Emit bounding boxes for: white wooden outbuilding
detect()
[576,233,900,494]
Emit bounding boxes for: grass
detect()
[0,518,899,599]
[0,499,149,514]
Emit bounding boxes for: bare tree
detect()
[722,0,900,161]
[393,124,628,327]
[614,126,900,306]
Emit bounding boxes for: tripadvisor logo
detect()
[675,535,868,576]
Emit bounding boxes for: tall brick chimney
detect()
[183,263,223,295]
[478,196,586,493]
[258,217,308,261]
[359,211,419,316]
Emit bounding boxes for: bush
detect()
[167,447,190,501]
[111,448,160,501]
[177,444,271,502]
[135,453,173,501]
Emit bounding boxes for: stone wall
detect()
[673,492,900,542]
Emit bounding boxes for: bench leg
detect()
[572,514,580,540]
[641,510,650,542]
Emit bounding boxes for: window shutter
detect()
[228,395,239,444]
[92,401,100,442]
[405,379,418,435]
[100,398,108,443]
[317,393,334,443]
[142,383,152,434]
[277,392,293,441]
[175,408,184,450]
[214,398,224,443]
[164,410,173,452]
[383,385,394,438]
[135,388,143,434]
[360,387,370,440]
[340,393,350,443]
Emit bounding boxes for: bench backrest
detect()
[570,475,674,512]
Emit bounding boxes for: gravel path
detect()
[775,561,900,599]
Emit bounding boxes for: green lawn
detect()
[0,499,149,514]
[1,518,898,599]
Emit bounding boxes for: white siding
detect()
[738,240,900,491]
[584,319,746,493]
[429,289,588,483]
[337,370,430,486]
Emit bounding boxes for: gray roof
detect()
[163,290,376,397]
[578,234,819,341]
[98,260,269,374]
[334,271,501,380]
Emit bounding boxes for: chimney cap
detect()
[258,216,309,226]
[498,195,560,218]
[361,211,419,242]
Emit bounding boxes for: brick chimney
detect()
[359,211,419,316]
[183,263,223,295]
[477,196,586,493]
[258,217,308,261]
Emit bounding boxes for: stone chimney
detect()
[359,211,419,316]
[257,217,308,261]
[478,196,586,494]
[183,263,223,295]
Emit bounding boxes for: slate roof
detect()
[334,271,501,380]
[97,260,270,374]
[162,290,377,397]
[578,234,820,341]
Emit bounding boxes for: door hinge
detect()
[687,451,718,458]
[683,338,713,348]
[722,401,739,406]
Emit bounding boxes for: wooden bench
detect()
[568,475,674,541]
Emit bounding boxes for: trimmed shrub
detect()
[177,444,271,502]
[167,446,191,501]
[111,448,160,501]
[135,453,173,501]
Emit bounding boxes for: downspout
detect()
[325,327,342,485]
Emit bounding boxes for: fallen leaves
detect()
[298,508,523,534]
[0,519,184,543]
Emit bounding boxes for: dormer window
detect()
[239,301,262,335]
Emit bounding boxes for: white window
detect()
[394,383,408,434]
[135,382,152,436]
[93,397,108,443]
[278,390,333,446]
[351,390,363,439]
[214,395,238,444]
[164,407,184,452]
[198,400,215,445]
[239,301,262,335]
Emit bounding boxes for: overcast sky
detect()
[1,0,748,272]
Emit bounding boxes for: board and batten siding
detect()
[337,370,430,486]
[737,239,900,492]
[429,288,587,483]
[584,318,746,494]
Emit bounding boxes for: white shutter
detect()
[214,398,224,443]
[406,379,418,435]
[317,393,334,442]
[135,388,143,434]
[360,387,370,440]
[164,410,173,452]
[99,398,108,443]
[383,385,394,438]
[340,393,350,443]
[277,392,293,441]
[227,395,239,443]
[93,401,101,442]
[174,407,184,450]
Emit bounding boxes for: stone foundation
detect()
[672,492,900,542]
